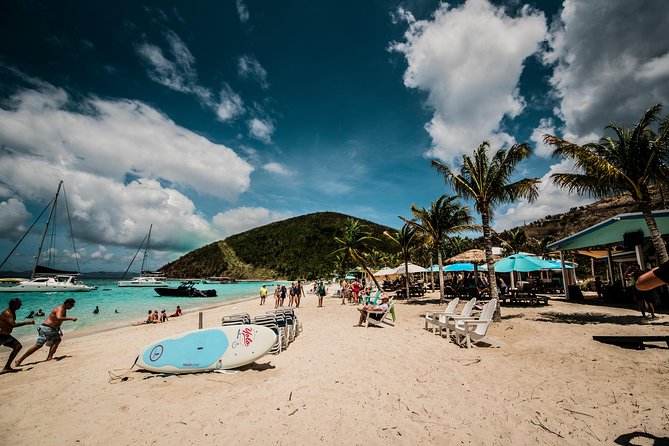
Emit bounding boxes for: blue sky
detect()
[1,0,668,272]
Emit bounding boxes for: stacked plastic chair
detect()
[251,313,285,354]
[221,312,251,326]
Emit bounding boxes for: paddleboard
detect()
[136,325,277,374]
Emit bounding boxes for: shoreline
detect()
[63,294,259,341]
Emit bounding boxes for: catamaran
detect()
[0,181,94,292]
[118,224,169,287]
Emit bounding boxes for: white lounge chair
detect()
[424,298,459,332]
[452,299,500,348]
[434,298,477,338]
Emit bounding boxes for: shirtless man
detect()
[15,298,77,366]
[0,298,35,373]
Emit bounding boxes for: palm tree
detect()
[443,236,473,259]
[504,228,527,254]
[384,223,417,300]
[544,104,669,264]
[403,195,476,304]
[531,235,555,259]
[433,142,540,320]
[331,218,382,290]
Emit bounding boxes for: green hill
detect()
[159,212,398,280]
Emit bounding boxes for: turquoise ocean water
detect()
[4,279,283,341]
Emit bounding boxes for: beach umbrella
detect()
[543,259,573,269]
[344,274,356,280]
[494,253,557,272]
[445,249,499,264]
[373,267,396,277]
[393,263,428,274]
[443,262,475,272]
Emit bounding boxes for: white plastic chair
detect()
[452,299,500,348]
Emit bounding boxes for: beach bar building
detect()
[547,209,669,299]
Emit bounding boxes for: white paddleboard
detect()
[136,325,277,374]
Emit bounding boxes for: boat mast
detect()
[33,180,63,278]
[140,224,153,276]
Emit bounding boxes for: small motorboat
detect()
[154,281,217,297]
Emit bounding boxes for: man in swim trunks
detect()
[0,298,35,373]
[259,284,268,306]
[15,298,77,366]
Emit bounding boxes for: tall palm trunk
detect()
[429,252,435,292]
[638,201,669,264]
[481,208,501,321]
[437,249,445,304]
[404,258,410,301]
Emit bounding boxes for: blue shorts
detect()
[36,324,62,347]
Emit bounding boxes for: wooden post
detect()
[198,312,203,329]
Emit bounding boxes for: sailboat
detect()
[0,181,94,292]
[118,224,169,287]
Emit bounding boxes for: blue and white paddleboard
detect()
[136,325,277,374]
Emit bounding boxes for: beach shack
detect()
[547,209,669,301]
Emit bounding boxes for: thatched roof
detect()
[445,249,498,264]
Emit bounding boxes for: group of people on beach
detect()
[0,298,77,373]
[142,306,182,324]
[260,280,327,308]
[339,278,375,305]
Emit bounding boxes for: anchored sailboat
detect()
[0,181,94,292]
[118,224,168,287]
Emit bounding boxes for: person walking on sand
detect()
[274,286,281,308]
[295,280,305,308]
[316,280,326,307]
[340,279,348,305]
[0,298,35,373]
[15,298,77,366]
[280,285,287,307]
[259,284,267,306]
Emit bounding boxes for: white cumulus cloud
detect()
[0,80,256,254]
[238,55,269,89]
[136,30,246,123]
[494,158,594,231]
[212,207,292,238]
[248,118,274,144]
[391,0,547,163]
[545,0,669,138]
[261,162,292,176]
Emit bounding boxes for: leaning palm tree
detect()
[544,104,669,264]
[331,218,382,290]
[384,223,417,300]
[403,195,476,304]
[433,142,540,320]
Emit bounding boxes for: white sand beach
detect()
[1,289,668,445]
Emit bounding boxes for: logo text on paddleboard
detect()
[237,327,254,346]
[149,345,164,362]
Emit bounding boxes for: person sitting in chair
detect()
[355,296,389,327]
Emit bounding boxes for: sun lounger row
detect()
[221,308,302,354]
[424,298,500,348]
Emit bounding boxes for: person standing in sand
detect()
[274,286,281,308]
[0,298,35,373]
[316,280,326,307]
[295,280,304,308]
[340,279,348,305]
[259,284,267,306]
[15,298,77,366]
